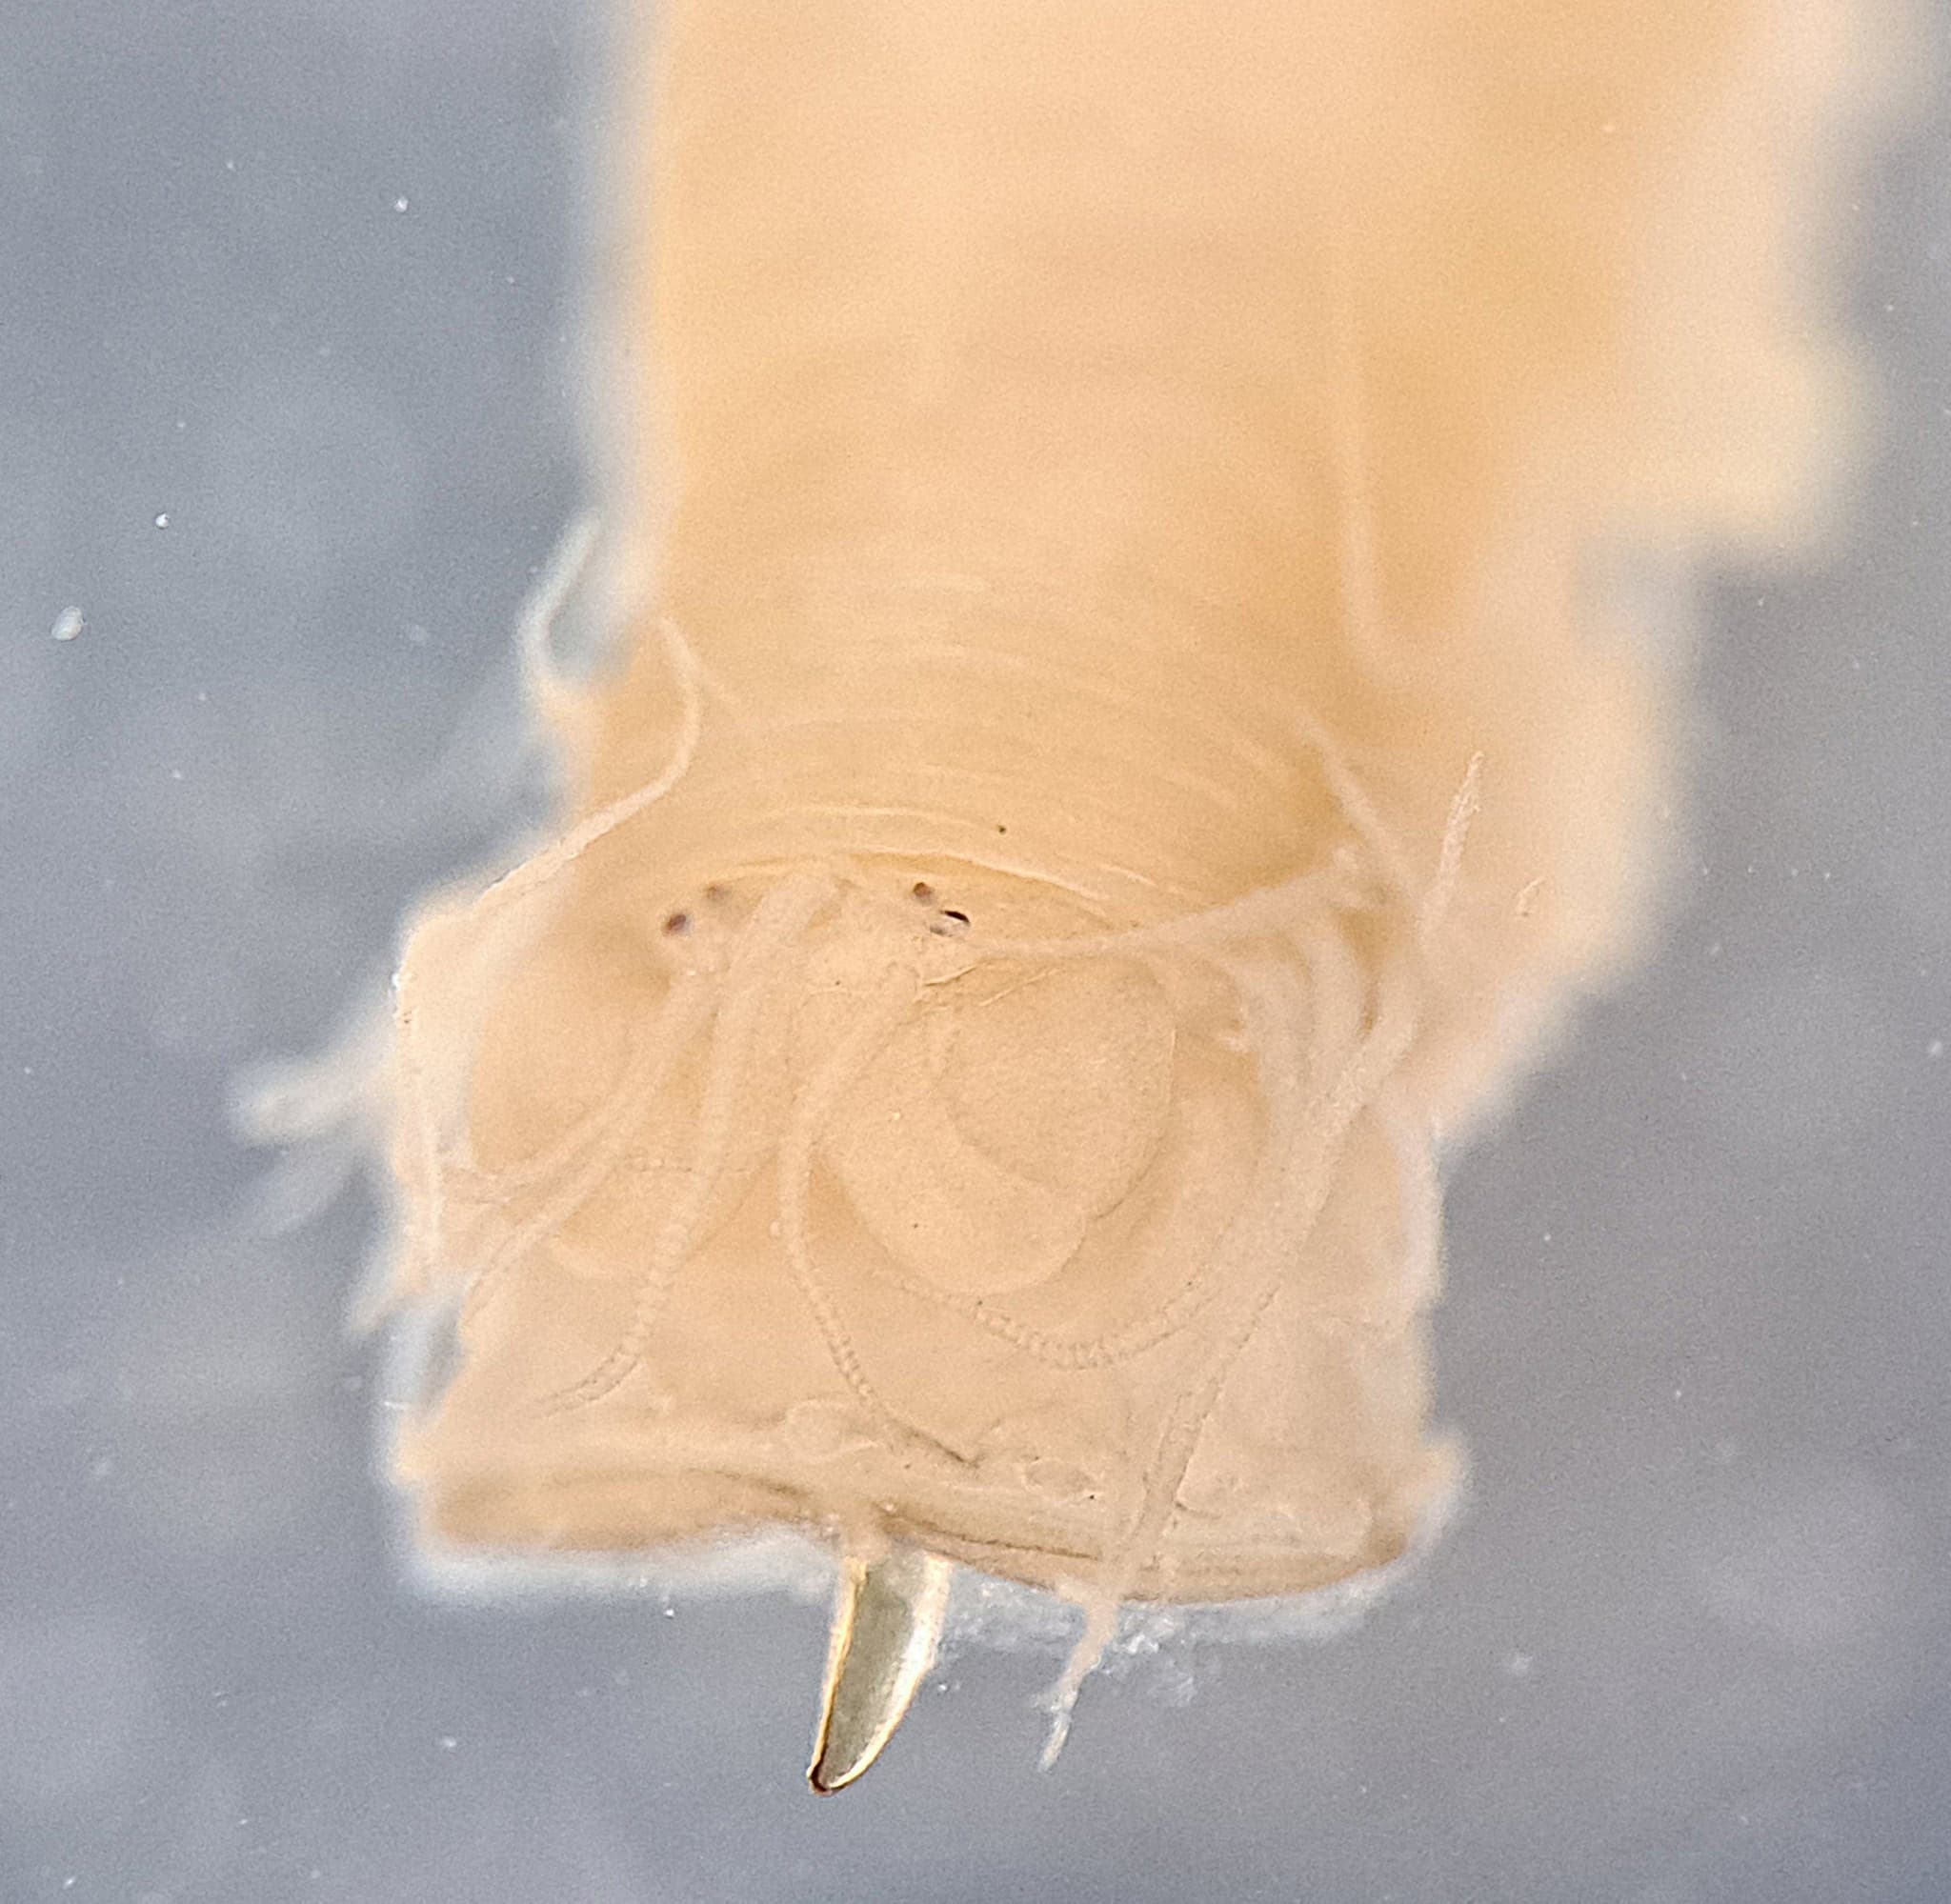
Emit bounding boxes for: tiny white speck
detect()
[394,196,410,212]
[1503,1652,1536,1679]
[51,606,84,642]
[1928,1040,1943,1059]
[154,512,171,528]
[438,1734,458,1751]
[169,768,185,782]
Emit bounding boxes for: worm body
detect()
[381,0,1883,1732]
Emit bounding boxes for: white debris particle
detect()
[50,606,84,642]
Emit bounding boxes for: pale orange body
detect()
[384,0,1876,1617]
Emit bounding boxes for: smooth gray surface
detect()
[4,4,1948,1899]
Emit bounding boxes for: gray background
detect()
[4,2,1949,1899]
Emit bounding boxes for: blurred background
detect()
[3,2,1949,1898]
